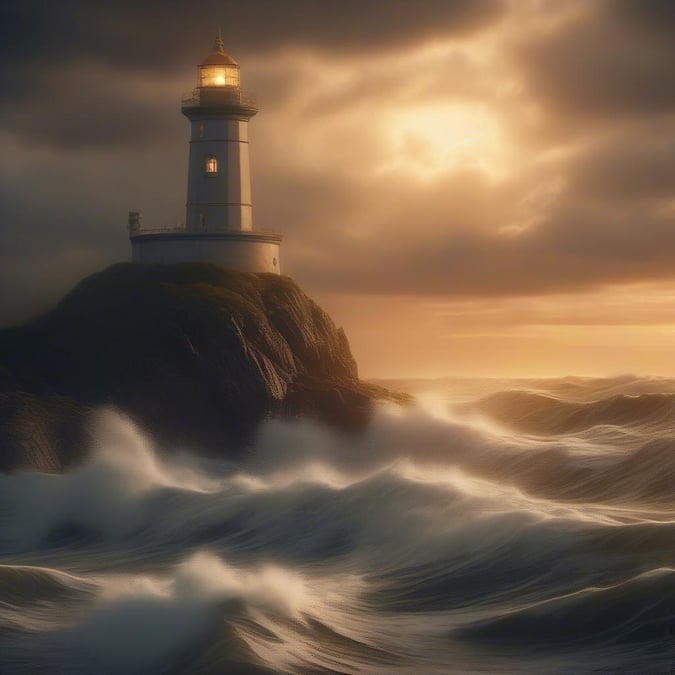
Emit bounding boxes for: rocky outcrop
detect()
[0,263,407,472]
[0,391,90,472]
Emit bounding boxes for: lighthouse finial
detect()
[215,26,225,53]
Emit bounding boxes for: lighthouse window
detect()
[205,155,218,175]
[200,65,240,88]
[198,122,205,138]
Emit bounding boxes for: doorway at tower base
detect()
[130,231,282,273]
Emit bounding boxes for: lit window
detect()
[205,155,218,174]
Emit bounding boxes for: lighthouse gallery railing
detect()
[181,89,257,109]
[129,223,280,237]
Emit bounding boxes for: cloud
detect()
[570,131,675,202]
[0,65,182,149]
[608,0,675,35]
[514,1,675,125]
[264,126,675,299]
[0,0,504,75]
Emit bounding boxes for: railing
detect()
[129,224,185,234]
[129,224,280,237]
[181,88,257,110]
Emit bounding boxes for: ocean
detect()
[1,375,675,674]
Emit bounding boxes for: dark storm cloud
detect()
[571,133,675,202]
[293,198,675,298]
[515,0,675,122]
[609,0,675,34]
[0,0,503,77]
[0,68,181,149]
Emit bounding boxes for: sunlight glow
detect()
[382,103,505,180]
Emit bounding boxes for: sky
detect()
[1,0,675,378]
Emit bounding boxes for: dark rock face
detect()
[0,264,406,472]
[0,391,90,472]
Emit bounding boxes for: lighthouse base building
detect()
[130,231,281,272]
[129,34,282,274]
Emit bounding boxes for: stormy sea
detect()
[2,375,675,674]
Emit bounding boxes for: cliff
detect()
[0,263,406,472]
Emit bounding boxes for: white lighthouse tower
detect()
[129,33,282,273]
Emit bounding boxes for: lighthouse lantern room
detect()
[129,32,282,274]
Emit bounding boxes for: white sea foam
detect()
[47,550,351,675]
[2,393,669,555]
[0,409,221,548]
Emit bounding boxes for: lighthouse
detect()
[129,33,282,273]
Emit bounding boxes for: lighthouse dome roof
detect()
[200,50,239,67]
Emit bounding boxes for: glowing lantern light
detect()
[198,30,240,88]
